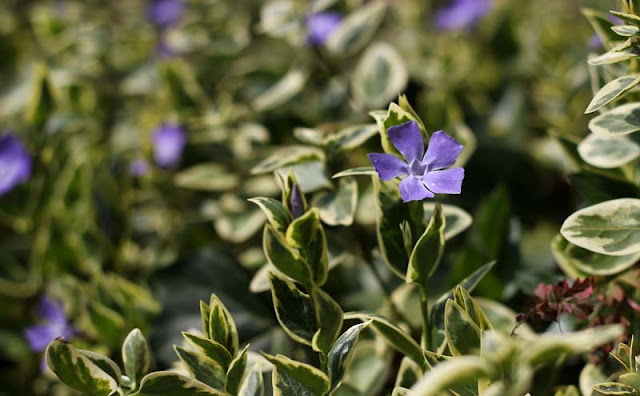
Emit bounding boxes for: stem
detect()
[319,352,328,373]
[419,285,430,351]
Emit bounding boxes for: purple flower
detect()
[306,12,342,45]
[148,0,185,28]
[368,121,464,202]
[290,184,305,218]
[152,123,186,168]
[588,34,602,50]
[0,133,32,196]
[24,297,75,352]
[435,0,492,31]
[130,159,150,176]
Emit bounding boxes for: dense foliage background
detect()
[1,0,638,395]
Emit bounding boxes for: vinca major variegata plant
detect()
[1,0,639,396]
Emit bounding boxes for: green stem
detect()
[419,285,430,351]
[319,352,328,373]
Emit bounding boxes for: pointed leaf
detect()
[263,353,330,396]
[585,75,640,113]
[325,2,387,55]
[175,346,227,390]
[327,321,371,389]
[332,167,376,178]
[311,288,344,354]
[226,345,249,395]
[133,372,226,395]
[588,102,640,137]
[251,146,325,175]
[123,328,151,388]
[238,362,264,396]
[263,225,312,286]
[444,300,481,356]
[269,272,317,346]
[407,202,445,286]
[248,197,293,234]
[45,340,118,396]
[183,332,233,370]
[423,203,472,240]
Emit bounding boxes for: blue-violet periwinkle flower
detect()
[152,123,186,168]
[24,297,75,352]
[0,133,32,196]
[306,11,342,45]
[368,121,464,202]
[435,0,492,31]
[290,184,305,218]
[148,0,185,28]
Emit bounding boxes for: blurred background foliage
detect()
[0,0,627,394]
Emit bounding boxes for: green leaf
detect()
[263,225,312,286]
[592,382,636,395]
[226,345,249,395]
[45,340,118,396]
[215,209,266,243]
[410,356,492,396]
[327,321,371,390]
[343,312,426,370]
[286,209,329,285]
[174,164,239,191]
[133,372,226,395]
[248,198,293,234]
[26,63,56,130]
[407,202,446,286]
[122,329,151,388]
[560,198,640,256]
[238,362,264,396]
[444,300,481,356]
[394,357,423,389]
[610,10,640,26]
[182,332,233,370]
[311,288,344,354]
[430,261,496,353]
[579,363,607,396]
[522,324,624,366]
[588,103,640,137]
[577,133,640,168]
[251,146,326,175]
[551,233,640,276]
[332,167,376,178]
[269,272,317,346]
[453,287,492,331]
[175,346,227,390]
[263,354,331,396]
[619,373,640,392]
[272,369,316,396]
[78,350,122,383]
[423,203,472,240]
[585,75,640,113]
[352,42,408,109]
[325,2,387,55]
[252,68,309,112]
[475,298,533,336]
[611,25,640,36]
[312,178,358,226]
[87,300,125,345]
[328,124,379,152]
[372,177,411,278]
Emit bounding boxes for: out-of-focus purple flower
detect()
[156,35,178,59]
[24,297,75,352]
[290,184,305,218]
[130,159,150,176]
[152,123,186,168]
[306,11,342,45]
[148,0,185,28]
[368,121,464,202]
[0,133,32,196]
[435,0,492,31]
[588,34,603,50]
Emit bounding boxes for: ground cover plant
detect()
[0,0,639,395]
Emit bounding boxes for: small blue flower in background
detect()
[435,0,492,31]
[130,159,150,176]
[25,297,75,353]
[290,184,305,218]
[306,11,342,46]
[152,123,186,168]
[148,0,185,28]
[368,121,464,202]
[0,133,32,196]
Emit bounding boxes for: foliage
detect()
[1,0,639,395]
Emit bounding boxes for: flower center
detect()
[409,160,427,179]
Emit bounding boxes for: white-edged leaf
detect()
[332,167,376,178]
[325,2,387,55]
[175,164,239,191]
[251,146,326,175]
[560,198,640,256]
[352,43,408,109]
[588,102,640,136]
[577,133,640,168]
[585,75,640,113]
[252,68,308,111]
[423,203,472,240]
[312,177,358,226]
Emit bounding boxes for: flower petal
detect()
[399,176,434,202]
[368,153,409,181]
[38,297,66,324]
[24,324,57,352]
[423,130,464,171]
[388,121,425,162]
[424,168,464,194]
